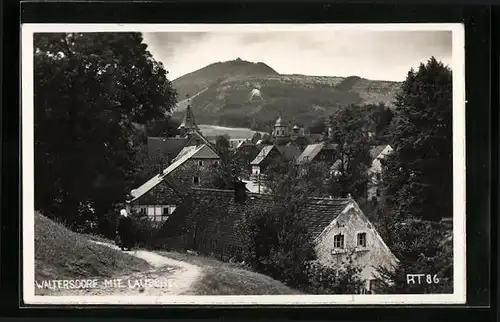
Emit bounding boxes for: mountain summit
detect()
[173,58,278,100]
[171,59,401,132]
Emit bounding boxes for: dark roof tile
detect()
[163,188,352,245]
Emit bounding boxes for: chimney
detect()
[234,180,247,203]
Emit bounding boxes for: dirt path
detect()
[38,242,203,296]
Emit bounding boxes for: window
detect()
[193,176,200,185]
[139,207,146,215]
[333,234,344,249]
[163,207,169,215]
[198,160,203,167]
[357,232,367,247]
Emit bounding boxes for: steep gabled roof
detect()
[129,144,207,202]
[190,144,221,159]
[189,130,219,156]
[369,144,391,160]
[301,197,352,237]
[164,188,353,241]
[250,145,278,165]
[295,143,324,164]
[295,142,338,165]
[276,145,302,161]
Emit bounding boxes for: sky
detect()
[142,30,452,82]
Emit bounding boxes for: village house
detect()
[249,116,305,178]
[367,144,393,201]
[249,145,283,178]
[157,183,398,294]
[128,105,222,222]
[232,139,260,178]
[295,142,339,165]
[147,105,211,162]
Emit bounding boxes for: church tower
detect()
[273,114,288,139]
[272,113,290,146]
[178,104,199,138]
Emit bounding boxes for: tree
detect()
[215,134,230,155]
[34,32,178,230]
[251,132,262,144]
[309,117,326,134]
[146,116,180,137]
[236,159,364,292]
[366,103,394,143]
[260,133,273,145]
[263,158,330,198]
[326,104,372,200]
[236,160,318,289]
[383,57,452,222]
[376,218,453,294]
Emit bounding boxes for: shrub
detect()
[130,215,163,249]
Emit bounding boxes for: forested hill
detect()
[170,58,401,132]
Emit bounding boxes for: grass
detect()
[157,251,301,295]
[84,233,114,244]
[34,212,150,281]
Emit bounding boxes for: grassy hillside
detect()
[171,59,401,131]
[34,212,150,281]
[158,250,301,295]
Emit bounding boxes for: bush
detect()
[236,202,315,290]
[130,215,163,249]
[305,257,365,294]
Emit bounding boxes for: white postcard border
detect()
[22,23,466,305]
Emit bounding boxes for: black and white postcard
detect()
[22,23,466,305]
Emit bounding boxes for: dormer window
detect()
[357,232,367,247]
[333,234,344,249]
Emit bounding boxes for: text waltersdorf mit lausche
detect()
[35,278,173,290]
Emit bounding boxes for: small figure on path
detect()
[116,205,135,251]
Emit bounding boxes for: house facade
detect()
[367,144,393,201]
[314,200,399,293]
[249,145,283,177]
[129,144,221,222]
